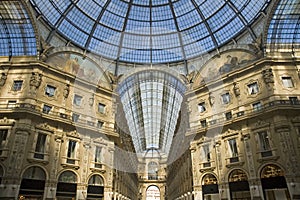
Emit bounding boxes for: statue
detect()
[30,72,42,93]
[233,82,240,97]
[262,68,274,89]
[63,84,70,99]
[0,72,7,86]
[208,92,215,106]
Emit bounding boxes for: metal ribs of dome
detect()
[30,0,270,64]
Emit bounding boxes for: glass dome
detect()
[30,0,270,64]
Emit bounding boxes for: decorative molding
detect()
[66,130,81,139]
[36,123,54,132]
[222,128,239,138]
[0,117,15,126]
[251,119,270,130]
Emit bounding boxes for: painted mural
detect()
[47,53,111,89]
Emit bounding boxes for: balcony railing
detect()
[0,101,114,133]
[189,98,300,133]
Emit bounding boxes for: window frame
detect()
[247,82,259,95]
[12,80,23,91]
[281,76,294,88]
[221,92,231,104]
[45,85,56,97]
[73,94,83,106]
[98,103,106,114]
[42,104,52,114]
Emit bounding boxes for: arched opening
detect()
[202,174,219,200]
[18,166,46,200]
[148,161,158,180]
[0,165,4,184]
[261,164,291,200]
[146,185,160,200]
[87,175,104,200]
[229,169,250,200]
[56,171,77,199]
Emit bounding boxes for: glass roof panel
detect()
[0,1,37,56]
[267,0,300,51]
[117,70,186,154]
[76,0,102,20]
[30,0,270,63]
[199,0,225,18]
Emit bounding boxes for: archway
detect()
[87,175,104,200]
[202,174,219,200]
[56,171,77,199]
[18,166,46,200]
[146,185,160,200]
[229,169,250,200]
[261,164,291,200]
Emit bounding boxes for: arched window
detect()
[228,169,250,200]
[148,161,158,180]
[260,164,291,199]
[56,171,77,198]
[19,166,46,199]
[201,174,219,200]
[146,185,160,200]
[87,175,104,200]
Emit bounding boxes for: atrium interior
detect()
[0,0,299,199]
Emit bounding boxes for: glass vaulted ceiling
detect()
[117,70,186,154]
[30,0,270,64]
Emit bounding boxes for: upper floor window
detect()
[72,113,80,122]
[289,97,298,105]
[12,80,23,91]
[247,82,259,95]
[198,102,206,113]
[7,100,17,108]
[95,146,102,163]
[221,92,230,104]
[73,94,82,106]
[253,102,262,111]
[97,121,103,128]
[42,105,52,114]
[98,103,105,114]
[45,85,56,97]
[202,144,211,162]
[0,129,8,154]
[34,133,47,159]
[225,111,232,120]
[67,140,77,164]
[228,138,238,158]
[258,131,272,157]
[281,77,294,88]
